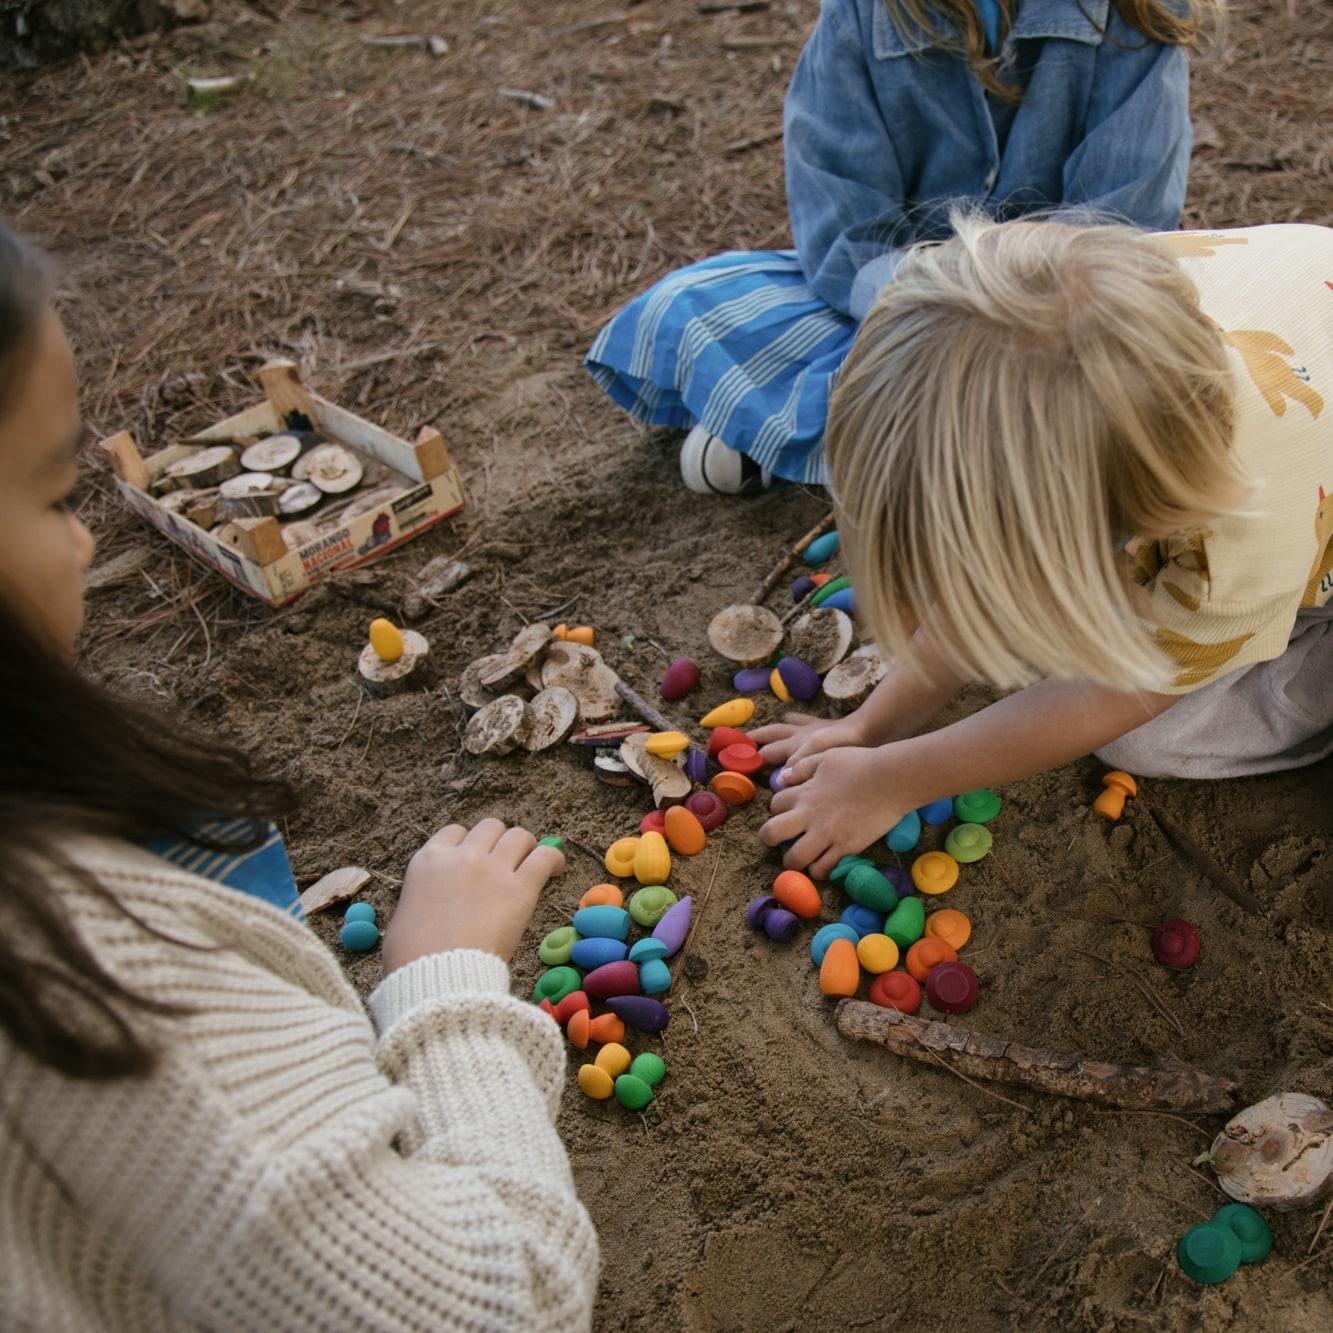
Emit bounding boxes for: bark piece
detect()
[620,732,692,807]
[523,686,580,751]
[463,694,533,755]
[540,640,620,720]
[823,644,890,713]
[403,557,472,620]
[835,999,1238,1112]
[297,866,372,916]
[707,602,785,668]
[480,622,555,691]
[357,629,434,696]
[784,608,854,675]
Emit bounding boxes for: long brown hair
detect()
[0,220,295,1081]
[887,0,1226,101]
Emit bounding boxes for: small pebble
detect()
[614,1073,655,1110]
[578,1064,615,1100]
[925,960,978,1014]
[804,530,840,564]
[885,810,922,853]
[340,919,380,952]
[538,924,581,965]
[916,797,955,826]
[683,953,708,980]
[629,884,678,927]
[629,1052,667,1086]
[660,657,701,701]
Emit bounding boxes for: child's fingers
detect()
[520,843,566,887]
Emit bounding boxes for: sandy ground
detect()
[4,1,1332,1328]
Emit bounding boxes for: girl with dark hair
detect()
[0,222,598,1329]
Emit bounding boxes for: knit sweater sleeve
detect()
[2,847,599,1333]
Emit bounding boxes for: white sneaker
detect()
[679,425,770,495]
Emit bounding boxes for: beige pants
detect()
[1097,604,1333,778]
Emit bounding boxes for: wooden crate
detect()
[100,360,465,606]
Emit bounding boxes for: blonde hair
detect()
[827,214,1251,694]
[887,1,1228,102]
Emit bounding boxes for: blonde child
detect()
[587,0,1228,492]
[756,216,1333,877]
[0,222,598,1330]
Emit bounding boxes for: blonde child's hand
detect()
[750,712,867,769]
[381,819,564,974]
[758,744,907,879]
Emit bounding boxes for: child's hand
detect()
[757,744,907,879]
[381,819,564,974]
[750,712,867,769]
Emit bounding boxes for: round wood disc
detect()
[278,480,323,515]
[357,629,432,696]
[462,693,533,755]
[784,608,854,676]
[823,644,889,713]
[706,602,785,668]
[294,443,364,493]
[540,641,620,721]
[240,433,303,473]
[163,445,239,490]
[523,686,580,751]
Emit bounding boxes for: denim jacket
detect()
[785,0,1192,317]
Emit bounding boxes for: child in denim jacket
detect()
[586,0,1225,491]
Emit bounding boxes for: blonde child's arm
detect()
[760,678,1177,877]
[750,626,968,767]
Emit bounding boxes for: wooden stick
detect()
[749,510,837,606]
[835,1000,1238,1112]
[613,679,681,735]
[1141,788,1264,916]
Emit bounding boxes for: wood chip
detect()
[619,731,692,806]
[479,621,555,690]
[463,693,533,755]
[523,686,580,751]
[297,866,372,915]
[706,602,785,668]
[540,640,620,720]
[823,643,889,713]
[784,607,854,675]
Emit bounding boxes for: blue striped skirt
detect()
[584,249,856,485]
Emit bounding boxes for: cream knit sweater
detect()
[0,837,599,1331]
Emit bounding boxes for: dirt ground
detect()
[5,0,1332,1328]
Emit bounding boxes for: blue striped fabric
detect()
[144,818,302,916]
[585,249,855,485]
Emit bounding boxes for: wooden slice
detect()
[158,487,220,528]
[707,602,785,669]
[480,622,555,691]
[459,653,512,712]
[785,608,855,675]
[523,686,579,751]
[162,445,240,491]
[297,866,372,916]
[540,640,620,720]
[462,693,533,755]
[278,480,324,516]
[594,752,635,786]
[357,629,434,696]
[294,443,364,494]
[619,732,692,807]
[240,433,304,473]
[823,644,889,714]
[218,472,281,519]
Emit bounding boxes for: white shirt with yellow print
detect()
[1127,223,1333,694]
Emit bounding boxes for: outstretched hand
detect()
[382,819,564,974]
[750,712,867,770]
[757,744,909,880]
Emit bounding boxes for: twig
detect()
[1311,1190,1333,1254]
[614,679,681,734]
[670,849,723,987]
[1031,1196,1102,1282]
[748,509,837,605]
[723,128,784,155]
[1275,1241,1333,1283]
[1141,786,1264,916]
[1072,946,1185,1038]
[834,1001,1237,1111]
